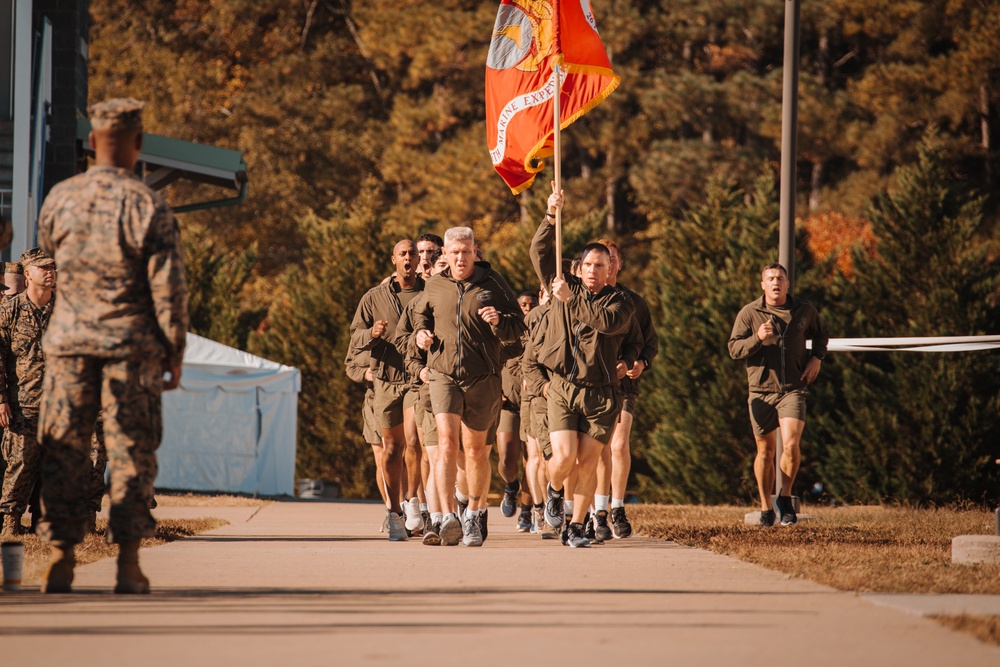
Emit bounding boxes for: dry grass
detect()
[630,504,1000,594]
[933,615,1000,645]
[11,517,227,586]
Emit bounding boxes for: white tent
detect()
[156,333,301,496]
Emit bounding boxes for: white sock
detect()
[431,512,443,523]
[455,490,470,504]
[611,498,625,509]
[595,495,610,512]
[465,508,481,522]
[420,503,428,513]
[564,499,575,516]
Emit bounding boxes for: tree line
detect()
[86,0,1000,504]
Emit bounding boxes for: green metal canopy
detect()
[77,117,248,213]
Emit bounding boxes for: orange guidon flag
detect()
[486,0,620,194]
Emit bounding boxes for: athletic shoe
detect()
[500,481,520,518]
[438,514,465,547]
[565,522,591,548]
[560,520,569,546]
[584,512,595,541]
[535,506,558,539]
[516,508,532,532]
[759,509,777,527]
[404,497,424,533]
[457,494,469,528]
[387,511,409,542]
[610,506,632,539]
[462,514,483,547]
[776,496,797,526]
[440,513,462,546]
[478,508,489,543]
[422,522,441,546]
[544,485,564,528]
[421,510,432,533]
[594,510,612,542]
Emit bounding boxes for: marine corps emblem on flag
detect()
[486,0,619,194]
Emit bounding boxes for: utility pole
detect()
[776,0,801,502]
[779,0,800,288]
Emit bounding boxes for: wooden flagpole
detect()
[553,62,563,279]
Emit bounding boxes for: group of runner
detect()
[347,184,657,547]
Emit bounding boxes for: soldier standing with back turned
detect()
[36,98,188,594]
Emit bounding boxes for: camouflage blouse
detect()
[0,292,54,413]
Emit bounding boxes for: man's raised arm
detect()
[529,184,564,287]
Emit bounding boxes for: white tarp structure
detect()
[156,333,301,496]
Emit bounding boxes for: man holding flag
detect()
[529,186,637,548]
[486,1,623,548]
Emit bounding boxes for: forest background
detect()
[87,0,1000,506]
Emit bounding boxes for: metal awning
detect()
[77,117,248,213]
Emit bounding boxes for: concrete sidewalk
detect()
[0,500,997,666]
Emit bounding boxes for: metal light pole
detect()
[776,0,801,502]
[779,0,800,287]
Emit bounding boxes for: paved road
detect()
[0,501,997,666]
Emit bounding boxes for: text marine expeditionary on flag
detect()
[486,0,620,194]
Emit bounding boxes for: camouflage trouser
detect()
[89,412,108,513]
[0,412,40,515]
[38,356,163,546]
[0,427,6,484]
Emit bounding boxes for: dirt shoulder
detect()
[631,504,1000,647]
[630,504,999,595]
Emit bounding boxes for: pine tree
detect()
[184,228,258,349]
[637,172,781,503]
[811,132,1000,504]
[248,180,394,496]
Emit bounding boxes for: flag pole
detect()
[553,62,563,279]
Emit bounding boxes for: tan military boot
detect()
[42,545,76,594]
[114,539,150,594]
[1,513,22,537]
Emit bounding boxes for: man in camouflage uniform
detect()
[0,217,11,485]
[3,261,25,300]
[1,260,39,526]
[36,98,188,594]
[0,263,9,484]
[0,248,55,536]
